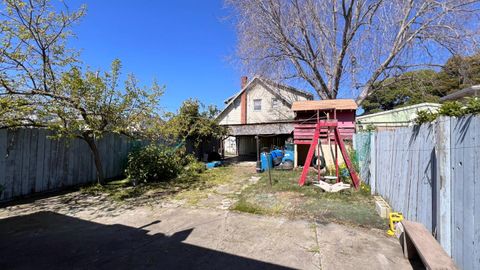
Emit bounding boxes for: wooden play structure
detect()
[291,99,360,190]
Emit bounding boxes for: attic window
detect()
[253,99,262,111]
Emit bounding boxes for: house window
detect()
[253,99,262,111]
[271,98,280,108]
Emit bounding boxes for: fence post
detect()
[370,132,376,195]
[435,116,452,256]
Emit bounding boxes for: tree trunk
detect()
[83,135,105,185]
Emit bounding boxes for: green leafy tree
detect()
[435,54,480,96]
[161,99,227,155]
[0,0,163,184]
[363,53,480,114]
[363,70,439,114]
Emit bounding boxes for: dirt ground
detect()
[0,163,414,270]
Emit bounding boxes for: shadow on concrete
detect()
[0,211,292,270]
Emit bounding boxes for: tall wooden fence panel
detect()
[373,124,436,231]
[450,116,480,270]
[0,129,140,202]
[354,115,480,270]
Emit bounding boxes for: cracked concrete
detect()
[0,163,413,269]
[0,204,412,269]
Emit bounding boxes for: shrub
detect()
[415,110,438,125]
[414,97,480,124]
[126,144,183,184]
[181,154,206,176]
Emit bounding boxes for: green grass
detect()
[231,198,267,215]
[231,169,386,229]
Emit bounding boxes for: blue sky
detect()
[69,0,240,112]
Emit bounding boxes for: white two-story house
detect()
[217,76,313,157]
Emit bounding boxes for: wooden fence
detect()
[354,115,480,270]
[0,129,142,202]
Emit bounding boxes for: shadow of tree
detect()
[453,114,474,144]
[0,211,292,270]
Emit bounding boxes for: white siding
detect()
[218,81,309,125]
[247,84,294,123]
[218,99,242,125]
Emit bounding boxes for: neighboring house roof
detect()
[217,76,314,121]
[356,102,440,125]
[292,99,358,111]
[440,85,480,102]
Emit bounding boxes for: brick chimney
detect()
[240,76,248,124]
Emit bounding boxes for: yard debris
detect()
[313,181,350,193]
[374,196,392,218]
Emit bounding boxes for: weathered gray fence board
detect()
[355,115,480,270]
[371,125,435,231]
[450,116,479,270]
[0,129,139,201]
[474,116,480,270]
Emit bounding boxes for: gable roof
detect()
[292,99,358,111]
[217,76,314,120]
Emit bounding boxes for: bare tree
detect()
[227,0,480,104]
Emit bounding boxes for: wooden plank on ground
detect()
[402,220,457,270]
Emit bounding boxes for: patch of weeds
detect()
[232,198,267,215]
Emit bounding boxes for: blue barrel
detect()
[260,152,273,171]
[271,149,284,159]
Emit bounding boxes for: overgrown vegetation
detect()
[81,164,234,203]
[232,169,384,229]
[414,97,480,124]
[125,145,184,184]
[160,99,227,152]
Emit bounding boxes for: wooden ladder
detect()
[298,121,360,189]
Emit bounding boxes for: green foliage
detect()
[414,98,480,124]
[363,53,480,114]
[363,70,439,114]
[437,101,464,117]
[0,1,164,184]
[161,99,227,149]
[126,144,184,184]
[182,155,206,176]
[125,143,208,185]
[415,110,438,125]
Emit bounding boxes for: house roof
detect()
[217,76,314,120]
[440,85,480,102]
[292,99,358,111]
[356,102,440,121]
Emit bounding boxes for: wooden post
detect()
[435,116,452,256]
[335,139,339,181]
[370,132,376,195]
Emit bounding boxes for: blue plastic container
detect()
[206,161,222,169]
[270,149,284,159]
[260,152,273,171]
